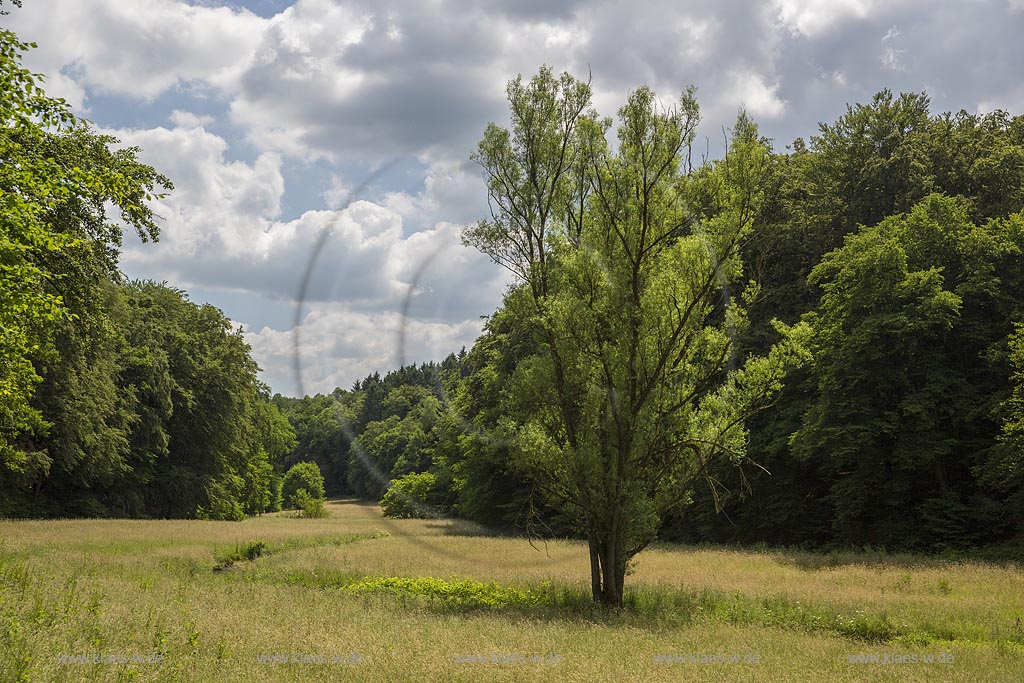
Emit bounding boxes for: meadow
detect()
[1,500,1022,682]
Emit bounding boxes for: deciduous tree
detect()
[464,68,810,606]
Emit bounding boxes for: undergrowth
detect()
[250,566,1024,651]
[213,531,390,569]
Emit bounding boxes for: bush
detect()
[213,540,267,569]
[295,489,329,518]
[381,472,442,519]
[282,462,325,509]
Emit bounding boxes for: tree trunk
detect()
[588,532,602,600]
[588,536,627,608]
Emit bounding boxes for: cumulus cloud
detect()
[774,0,879,37]
[244,307,486,396]
[880,25,907,72]
[8,0,1024,393]
[106,119,507,391]
[7,0,264,106]
[115,123,505,315]
[724,70,787,119]
[109,122,283,259]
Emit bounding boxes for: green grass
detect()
[1,500,1022,682]
[212,531,390,569]
[230,562,1024,648]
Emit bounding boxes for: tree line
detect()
[3,12,1022,576]
[275,72,1024,568]
[0,20,296,519]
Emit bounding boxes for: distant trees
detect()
[272,390,357,494]
[791,195,1024,546]
[380,471,442,519]
[988,325,1024,530]
[0,277,297,520]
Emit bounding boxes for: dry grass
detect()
[1,499,1022,682]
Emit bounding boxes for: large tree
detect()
[0,21,170,481]
[464,68,809,606]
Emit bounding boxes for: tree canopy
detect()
[462,68,810,605]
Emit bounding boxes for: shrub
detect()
[381,472,441,519]
[340,576,552,609]
[214,540,267,568]
[281,462,325,509]
[295,489,329,518]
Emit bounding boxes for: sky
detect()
[6,0,1024,396]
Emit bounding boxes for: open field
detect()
[1,500,1022,682]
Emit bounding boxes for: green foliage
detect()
[463,67,810,605]
[272,390,353,494]
[0,26,169,477]
[381,472,442,519]
[790,195,1024,547]
[347,384,445,500]
[672,92,1024,550]
[213,540,266,568]
[121,282,289,520]
[213,533,387,569]
[341,576,552,609]
[281,462,325,509]
[271,361,449,498]
[984,322,1024,526]
[293,489,328,518]
[0,249,291,520]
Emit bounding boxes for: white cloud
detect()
[8,0,265,104]
[880,24,907,71]
[725,70,787,119]
[322,174,352,210]
[775,0,878,36]
[9,0,1024,393]
[244,308,486,396]
[169,110,215,128]
[881,46,907,71]
[382,157,489,229]
[12,0,787,164]
[115,122,503,312]
[109,123,283,261]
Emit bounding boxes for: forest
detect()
[3,18,1023,560]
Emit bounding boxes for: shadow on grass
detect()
[764,542,1024,571]
[423,519,522,538]
[425,517,1024,568]
[224,566,1024,650]
[324,498,380,507]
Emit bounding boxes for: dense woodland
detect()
[3,18,1023,554]
[273,85,1024,554]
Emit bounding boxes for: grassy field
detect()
[1,500,1022,682]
